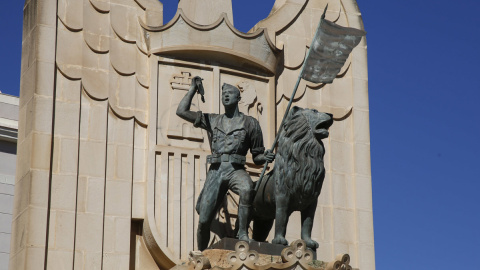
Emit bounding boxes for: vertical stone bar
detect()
[10,0,58,269]
[156,152,168,247]
[193,155,200,250]
[132,123,147,220]
[45,72,81,269]
[73,91,108,269]
[102,112,133,270]
[179,154,188,260]
[183,154,195,257]
[170,152,182,257]
[167,153,175,247]
[350,23,375,270]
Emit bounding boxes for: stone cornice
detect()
[141,9,281,75]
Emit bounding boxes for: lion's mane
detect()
[274,109,326,209]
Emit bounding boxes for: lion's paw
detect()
[304,238,319,249]
[272,236,289,246]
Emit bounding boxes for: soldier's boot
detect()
[237,204,251,241]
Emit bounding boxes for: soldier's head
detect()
[221,83,241,108]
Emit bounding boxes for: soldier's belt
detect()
[207,154,246,165]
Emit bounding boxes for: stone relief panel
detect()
[156,62,214,151]
[167,71,205,141]
[237,81,260,117]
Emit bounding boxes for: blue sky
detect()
[1,0,479,269]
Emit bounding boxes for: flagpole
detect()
[254,6,328,193]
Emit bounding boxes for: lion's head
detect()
[274,106,333,207]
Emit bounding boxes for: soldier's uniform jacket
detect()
[193,111,265,165]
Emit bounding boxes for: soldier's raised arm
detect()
[176,76,202,123]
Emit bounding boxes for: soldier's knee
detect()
[198,221,209,230]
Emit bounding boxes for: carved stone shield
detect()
[142,11,279,266]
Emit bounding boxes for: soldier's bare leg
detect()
[229,168,254,241]
[196,166,226,251]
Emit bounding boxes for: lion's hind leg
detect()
[252,218,273,242]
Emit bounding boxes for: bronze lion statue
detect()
[252,106,333,249]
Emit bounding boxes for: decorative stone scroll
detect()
[175,240,356,270]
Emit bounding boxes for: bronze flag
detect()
[301,10,366,84]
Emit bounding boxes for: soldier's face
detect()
[221,87,241,107]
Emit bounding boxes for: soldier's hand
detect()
[264,150,275,163]
[190,76,202,91]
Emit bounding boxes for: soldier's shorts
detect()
[195,162,253,220]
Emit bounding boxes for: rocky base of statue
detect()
[171,239,356,270]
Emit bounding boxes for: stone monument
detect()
[11,0,374,269]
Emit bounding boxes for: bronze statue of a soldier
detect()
[176,76,275,251]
